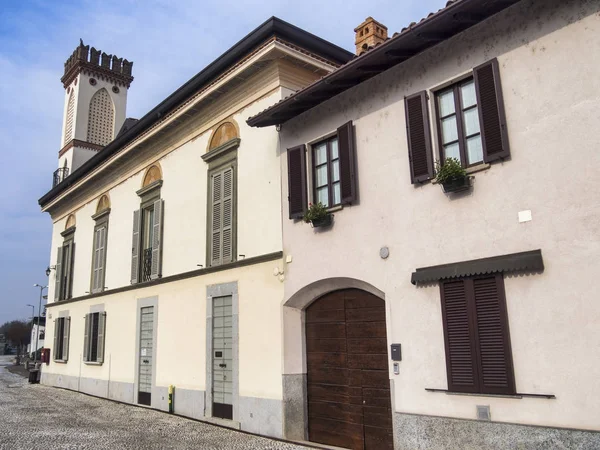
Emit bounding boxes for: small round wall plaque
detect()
[112,85,120,93]
[380,247,390,259]
[89,78,97,86]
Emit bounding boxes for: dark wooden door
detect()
[306,289,393,450]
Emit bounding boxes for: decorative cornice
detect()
[202,138,241,163]
[61,226,76,237]
[136,180,163,197]
[46,251,283,307]
[59,139,104,157]
[62,62,134,88]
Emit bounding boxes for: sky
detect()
[0,0,445,325]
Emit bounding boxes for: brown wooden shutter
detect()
[405,91,434,183]
[337,121,357,204]
[54,247,63,301]
[472,275,515,395]
[473,59,510,162]
[130,209,141,284]
[287,145,307,219]
[440,280,479,393]
[150,199,163,279]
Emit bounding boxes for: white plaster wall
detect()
[71,147,99,172]
[278,0,600,431]
[44,259,284,401]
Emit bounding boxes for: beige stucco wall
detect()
[277,0,600,431]
[44,259,285,401]
[47,90,285,302]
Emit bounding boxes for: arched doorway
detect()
[305,289,393,450]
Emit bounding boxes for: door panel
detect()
[306,289,393,450]
[212,296,233,420]
[138,306,154,406]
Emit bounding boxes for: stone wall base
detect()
[394,412,600,450]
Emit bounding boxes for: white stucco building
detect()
[248,0,600,449]
[27,317,46,355]
[39,19,352,436]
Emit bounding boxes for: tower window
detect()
[87,88,115,146]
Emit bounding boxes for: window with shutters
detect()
[90,197,110,294]
[83,311,106,364]
[55,223,76,302]
[131,167,163,285]
[439,274,516,395]
[288,121,356,218]
[53,316,70,362]
[405,58,510,182]
[208,164,236,266]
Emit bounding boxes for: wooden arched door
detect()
[306,289,393,450]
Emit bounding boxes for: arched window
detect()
[87,88,115,146]
[64,92,75,145]
[91,194,111,293]
[131,164,164,284]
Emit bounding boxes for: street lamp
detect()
[26,304,35,356]
[33,284,47,364]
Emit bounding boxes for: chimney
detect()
[354,17,388,55]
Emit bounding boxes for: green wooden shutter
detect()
[83,314,90,362]
[440,279,479,393]
[62,317,70,362]
[211,171,223,266]
[91,228,104,293]
[337,121,357,204]
[53,319,59,361]
[222,168,234,264]
[54,247,63,301]
[405,91,434,183]
[473,59,510,162]
[131,209,141,284]
[472,275,515,395]
[150,199,163,280]
[287,145,307,219]
[98,226,107,291]
[65,242,75,299]
[97,312,106,363]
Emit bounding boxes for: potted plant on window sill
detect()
[303,202,333,228]
[435,157,471,193]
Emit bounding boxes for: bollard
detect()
[168,385,175,414]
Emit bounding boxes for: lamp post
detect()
[33,284,47,364]
[26,304,35,356]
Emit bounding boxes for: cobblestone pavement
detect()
[0,356,313,450]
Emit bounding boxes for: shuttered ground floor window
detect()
[440,274,516,395]
[83,312,106,364]
[53,317,70,362]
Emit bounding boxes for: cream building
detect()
[249,1,600,449]
[39,18,352,437]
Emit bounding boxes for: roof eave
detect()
[247,0,524,128]
[39,17,353,209]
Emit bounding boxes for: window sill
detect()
[425,388,555,399]
[53,360,68,364]
[432,163,490,185]
[83,361,104,366]
[327,205,343,213]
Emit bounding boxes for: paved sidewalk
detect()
[0,356,312,450]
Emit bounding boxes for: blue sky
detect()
[0,0,444,325]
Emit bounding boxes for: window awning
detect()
[411,250,544,285]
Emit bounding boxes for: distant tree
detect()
[0,320,31,356]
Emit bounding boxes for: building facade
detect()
[39,19,352,437]
[249,0,600,449]
[27,317,46,355]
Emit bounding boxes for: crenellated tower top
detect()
[61,39,134,88]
